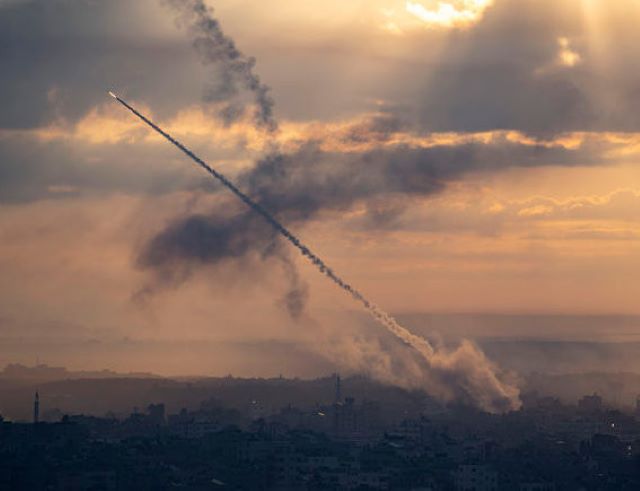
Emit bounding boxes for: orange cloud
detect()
[11,102,637,159]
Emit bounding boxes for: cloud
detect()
[135,130,583,267]
[506,190,640,238]
[406,0,494,29]
[375,185,640,239]
[5,86,640,209]
[487,188,640,228]
[411,0,640,135]
[6,90,640,209]
[0,0,205,129]
[132,120,589,334]
[135,206,309,320]
[5,0,640,137]
[0,126,198,204]
[556,36,581,67]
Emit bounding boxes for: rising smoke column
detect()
[108,91,520,412]
[164,0,277,132]
[156,0,307,316]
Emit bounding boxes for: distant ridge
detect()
[0,363,162,382]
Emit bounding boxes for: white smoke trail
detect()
[109,92,521,412]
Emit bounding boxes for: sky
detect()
[1,0,640,383]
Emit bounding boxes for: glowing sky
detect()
[405,0,493,28]
[1,0,640,375]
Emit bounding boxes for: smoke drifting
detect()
[164,0,277,132]
[157,0,303,314]
[110,93,520,412]
[138,210,308,319]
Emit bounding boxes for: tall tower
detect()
[33,391,39,424]
[335,373,342,404]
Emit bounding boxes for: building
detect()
[578,393,603,413]
[453,464,498,491]
[33,391,39,424]
[520,483,556,491]
[147,403,165,426]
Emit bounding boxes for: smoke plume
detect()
[157,0,303,313]
[135,206,308,319]
[164,0,277,132]
[111,92,520,412]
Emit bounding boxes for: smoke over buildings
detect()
[111,89,521,412]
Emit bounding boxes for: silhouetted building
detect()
[331,397,381,441]
[147,403,165,426]
[33,391,39,424]
[5,376,640,490]
[454,464,498,491]
[520,483,556,491]
[578,393,603,413]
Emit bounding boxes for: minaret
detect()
[33,391,39,424]
[335,373,342,404]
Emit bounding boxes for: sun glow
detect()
[557,37,581,67]
[405,0,493,29]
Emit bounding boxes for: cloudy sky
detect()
[2,0,640,379]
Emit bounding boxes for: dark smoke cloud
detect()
[238,136,585,221]
[163,0,277,132]
[103,91,308,319]
[140,213,276,275]
[137,210,307,319]
[136,122,585,320]
[138,0,293,310]
[115,94,520,411]
[277,254,309,321]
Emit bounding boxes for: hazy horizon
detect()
[4,311,640,379]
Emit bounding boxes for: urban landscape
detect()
[2,365,640,490]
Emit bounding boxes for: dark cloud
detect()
[415,0,640,135]
[0,135,205,203]
[0,0,204,129]
[138,211,278,280]
[3,0,640,206]
[136,207,308,319]
[6,0,640,136]
[137,134,589,315]
[240,136,588,220]
[421,63,593,136]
